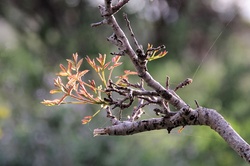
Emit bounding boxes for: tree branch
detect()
[94,107,250,162]
[91,0,250,163]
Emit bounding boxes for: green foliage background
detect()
[0,0,250,165]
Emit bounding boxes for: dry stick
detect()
[92,0,250,163]
[123,13,141,50]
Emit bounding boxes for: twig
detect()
[123,13,141,50]
[174,78,193,91]
[112,0,130,15]
[166,76,170,89]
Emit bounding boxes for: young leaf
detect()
[82,109,101,125]
[82,116,93,124]
[41,99,61,106]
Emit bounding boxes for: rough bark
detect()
[91,0,250,163]
[94,107,250,162]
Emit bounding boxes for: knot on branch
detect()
[136,48,147,61]
[107,33,126,56]
[156,89,172,100]
[136,48,148,72]
[91,0,130,27]
[170,106,198,128]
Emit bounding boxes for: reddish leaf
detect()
[88,80,96,92]
[76,58,83,71]
[60,64,67,73]
[124,70,138,75]
[50,89,62,94]
[67,61,72,73]
[57,71,68,76]
[82,116,93,124]
[103,61,111,69]
[73,53,78,63]
[78,70,89,77]
[96,54,105,66]
[66,59,74,66]
[108,56,122,70]
[112,55,121,63]
[86,56,100,72]
[41,99,60,106]
[54,77,63,87]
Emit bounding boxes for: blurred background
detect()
[0,0,250,165]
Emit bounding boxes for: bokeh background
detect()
[0,0,250,165]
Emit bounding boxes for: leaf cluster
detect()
[42,42,168,123]
[41,53,139,123]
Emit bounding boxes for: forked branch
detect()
[91,0,250,163]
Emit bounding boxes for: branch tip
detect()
[124,12,141,50]
[166,76,170,89]
[93,128,109,137]
[194,100,200,108]
[174,78,193,91]
[91,19,107,27]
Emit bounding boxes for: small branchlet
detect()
[91,19,108,27]
[112,0,130,15]
[106,106,120,125]
[194,100,200,108]
[105,84,134,110]
[166,76,170,89]
[120,78,144,89]
[153,108,164,116]
[123,13,149,73]
[162,100,171,114]
[105,79,160,111]
[129,99,146,121]
[124,13,141,50]
[174,78,193,91]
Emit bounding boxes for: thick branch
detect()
[94,107,250,162]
